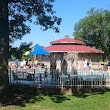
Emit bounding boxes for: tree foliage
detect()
[9,42,32,59]
[8,0,62,43]
[73,8,110,60]
[0,0,61,94]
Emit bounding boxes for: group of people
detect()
[39,68,61,84]
[76,59,92,70]
[11,58,110,83]
[83,59,92,69]
[14,59,39,69]
[14,59,50,84]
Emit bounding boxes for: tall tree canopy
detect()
[0,0,61,94]
[8,0,62,43]
[73,8,110,60]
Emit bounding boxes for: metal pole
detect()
[61,53,64,90]
[33,69,35,86]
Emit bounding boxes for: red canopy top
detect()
[50,37,85,45]
[44,45,103,53]
[44,36,103,53]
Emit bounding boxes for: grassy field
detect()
[0,90,110,110]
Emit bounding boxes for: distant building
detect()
[41,36,103,71]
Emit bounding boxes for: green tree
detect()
[9,42,32,59]
[73,8,110,60]
[0,0,61,94]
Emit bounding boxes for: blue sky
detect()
[13,0,110,47]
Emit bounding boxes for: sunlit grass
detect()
[1,91,110,110]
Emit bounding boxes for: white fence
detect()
[8,68,110,89]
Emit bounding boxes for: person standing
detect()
[84,59,87,69]
[87,60,89,68]
[29,59,33,68]
[15,59,19,68]
[89,59,92,69]
[39,74,42,84]
[34,59,38,67]
[44,66,48,82]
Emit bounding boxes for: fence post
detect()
[61,69,63,93]
[102,74,105,88]
[33,69,35,86]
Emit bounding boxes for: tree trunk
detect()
[0,0,9,95]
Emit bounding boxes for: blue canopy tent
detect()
[29,44,50,67]
[28,44,50,82]
[29,44,50,55]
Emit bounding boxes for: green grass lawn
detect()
[0,90,110,110]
